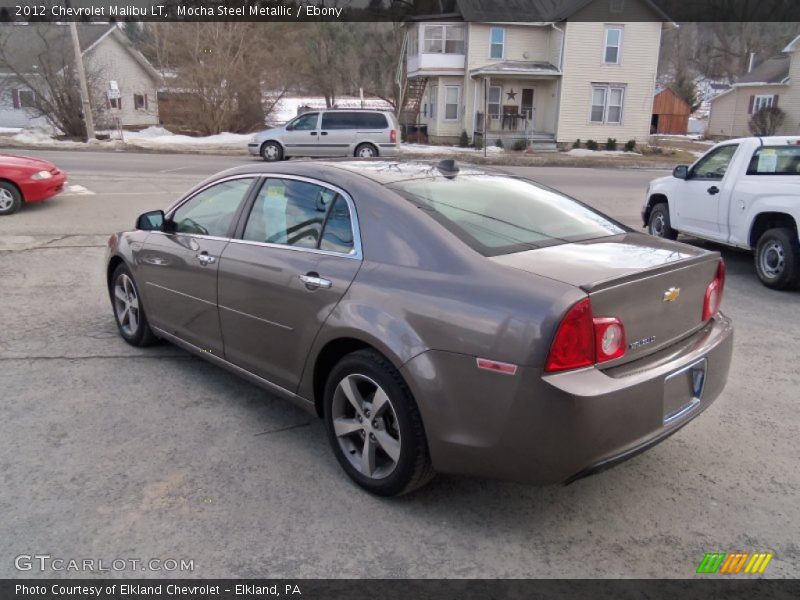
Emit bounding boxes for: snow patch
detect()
[567,149,642,157]
[400,143,504,155]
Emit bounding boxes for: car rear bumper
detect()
[378,143,399,157]
[21,172,66,202]
[401,313,733,485]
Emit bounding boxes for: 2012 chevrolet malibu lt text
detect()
[106,160,733,496]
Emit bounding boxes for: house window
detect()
[423,25,465,54]
[428,85,437,119]
[487,85,501,118]
[490,27,505,59]
[604,26,623,64]
[18,90,35,108]
[590,85,625,123]
[134,94,147,110]
[754,94,774,111]
[444,86,460,120]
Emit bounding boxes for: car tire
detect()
[647,202,677,240]
[354,143,378,159]
[110,263,159,346]
[261,141,283,162]
[754,227,800,290]
[323,349,434,496]
[0,181,22,215]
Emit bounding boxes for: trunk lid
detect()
[490,233,721,365]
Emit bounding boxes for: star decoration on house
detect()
[506,89,517,101]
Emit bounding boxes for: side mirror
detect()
[673,165,690,180]
[136,210,166,231]
[285,123,294,131]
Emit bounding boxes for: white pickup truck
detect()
[643,136,800,290]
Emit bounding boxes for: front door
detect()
[138,177,255,356]
[521,88,534,127]
[282,112,320,157]
[672,144,739,239]
[218,177,362,392]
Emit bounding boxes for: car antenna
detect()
[437,159,459,179]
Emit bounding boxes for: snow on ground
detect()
[0,127,22,134]
[114,127,251,148]
[400,143,504,155]
[567,148,642,157]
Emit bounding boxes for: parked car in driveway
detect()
[106,159,733,496]
[644,136,800,290]
[0,154,66,215]
[248,109,399,161]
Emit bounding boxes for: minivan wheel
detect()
[648,202,677,240]
[354,143,378,158]
[261,141,283,162]
[755,227,800,290]
[0,182,22,215]
[323,350,434,496]
[110,264,158,346]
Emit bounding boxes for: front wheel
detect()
[647,202,677,240]
[754,227,800,290]
[261,141,283,162]
[324,350,434,496]
[0,182,22,215]
[110,264,159,346]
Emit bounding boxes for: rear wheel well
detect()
[644,193,668,223]
[0,178,23,202]
[749,212,798,248]
[106,256,124,289]
[312,338,383,417]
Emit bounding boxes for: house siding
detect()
[87,32,159,128]
[557,19,662,143]
[467,24,554,69]
[0,76,49,128]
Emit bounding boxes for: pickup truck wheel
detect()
[755,228,800,290]
[647,203,677,240]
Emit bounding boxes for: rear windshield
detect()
[746,146,800,175]
[321,112,388,130]
[390,175,625,256]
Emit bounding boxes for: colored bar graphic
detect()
[698,552,773,575]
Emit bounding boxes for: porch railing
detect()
[476,110,535,132]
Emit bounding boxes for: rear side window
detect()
[322,112,388,129]
[747,146,800,175]
[390,175,624,257]
[243,178,354,254]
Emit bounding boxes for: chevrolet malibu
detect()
[106,160,733,496]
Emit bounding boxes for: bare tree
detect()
[749,106,786,135]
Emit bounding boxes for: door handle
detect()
[309,131,317,135]
[299,272,332,290]
[707,186,720,195]
[196,251,216,266]
[320,131,328,135]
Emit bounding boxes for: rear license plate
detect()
[663,358,707,424]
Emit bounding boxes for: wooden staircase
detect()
[400,76,428,126]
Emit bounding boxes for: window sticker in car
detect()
[757,148,778,173]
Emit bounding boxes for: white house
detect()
[0,23,160,130]
[708,34,800,138]
[404,0,674,147]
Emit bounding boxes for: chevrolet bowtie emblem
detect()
[663,287,681,302]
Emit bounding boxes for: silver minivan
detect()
[249,109,400,161]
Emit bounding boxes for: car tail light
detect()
[545,298,627,373]
[390,129,397,144]
[702,259,726,321]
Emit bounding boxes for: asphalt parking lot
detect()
[0,150,798,578]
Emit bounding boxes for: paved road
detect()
[0,150,797,579]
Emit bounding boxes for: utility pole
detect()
[68,20,95,141]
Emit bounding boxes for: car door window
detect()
[692,145,738,180]
[243,178,343,249]
[289,113,319,131]
[320,196,355,253]
[171,178,254,237]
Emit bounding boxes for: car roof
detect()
[216,159,499,186]
[722,136,800,145]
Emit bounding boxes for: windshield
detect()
[390,175,625,257]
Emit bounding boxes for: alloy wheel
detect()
[113,273,140,336]
[650,213,665,236]
[330,373,401,479]
[0,188,14,212]
[357,146,376,158]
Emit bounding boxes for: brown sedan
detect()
[106,160,733,496]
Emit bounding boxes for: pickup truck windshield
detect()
[747,146,800,175]
[390,175,625,256]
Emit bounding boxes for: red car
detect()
[0,154,67,215]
